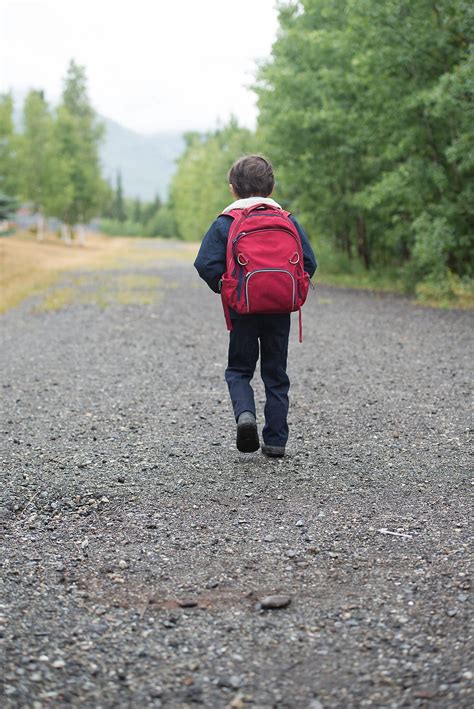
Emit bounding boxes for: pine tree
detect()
[0,191,17,221]
[133,197,142,223]
[114,170,126,222]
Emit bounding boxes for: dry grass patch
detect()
[1,231,130,312]
[0,232,190,313]
[34,272,163,312]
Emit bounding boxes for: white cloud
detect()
[0,0,278,133]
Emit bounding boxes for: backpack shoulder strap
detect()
[219,208,241,220]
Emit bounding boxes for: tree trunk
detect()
[77,224,86,246]
[61,223,72,246]
[356,215,371,269]
[336,229,352,259]
[36,214,45,242]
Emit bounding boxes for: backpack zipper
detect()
[232,226,301,254]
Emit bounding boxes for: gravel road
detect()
[1,240,472,708]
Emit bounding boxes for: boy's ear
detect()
[229,184,239,198]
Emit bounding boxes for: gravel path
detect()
[1,240,472,708]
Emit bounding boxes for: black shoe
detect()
[262,444,286,458]
[236,412,259,453]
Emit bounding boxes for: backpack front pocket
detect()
[245,269,296,313]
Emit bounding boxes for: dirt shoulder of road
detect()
[0,231,198,313]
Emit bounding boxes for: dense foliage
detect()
[168,120,258,241]
[100,174,165,236]
[0,191,17,221]
[254,0,473,292]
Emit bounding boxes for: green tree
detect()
[18,90,72,237]
[142,193,162,224]
[55,59,106,228]
[0,93,19,197]
[0,191,17,221]
[169,118,258,241]
[133,197,142,223]
[255,0,474,288]
[113,170,126,222]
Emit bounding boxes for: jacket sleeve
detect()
[290,216,317,278]
[194,216,231,293]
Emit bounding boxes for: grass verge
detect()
[0,231,196,313]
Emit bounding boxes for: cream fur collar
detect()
[222,196,282,213]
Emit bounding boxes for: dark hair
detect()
[227,155,275,198]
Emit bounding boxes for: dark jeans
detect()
[225,314,291,447]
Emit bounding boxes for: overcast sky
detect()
[1,0,280,134]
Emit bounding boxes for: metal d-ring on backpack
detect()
[219,203,310,342]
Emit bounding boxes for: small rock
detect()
[217,675,241,689]
[0,507,13,522]
[52,659,65,669]
[295,520,304,527]
[117,476,125,483]
[260,595,291,610]
[309,700,324,709]
[178,598,198,608]
[229,693,246,709]
[118,560,128,569]
[446,608,457,617]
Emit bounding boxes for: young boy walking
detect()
[194,155,317,457]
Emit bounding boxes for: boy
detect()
[194,155,317,457]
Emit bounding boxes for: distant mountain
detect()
[100,117,185,201]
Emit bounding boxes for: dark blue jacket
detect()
[194,213,317,294]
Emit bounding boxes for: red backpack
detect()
[220,203,310,342]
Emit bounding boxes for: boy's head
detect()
[228,154,275,199]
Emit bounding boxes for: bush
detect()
[415,272,474,308]
[145,206,178,239]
